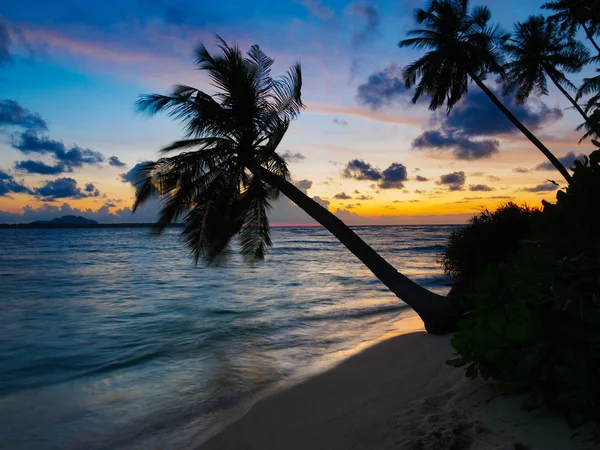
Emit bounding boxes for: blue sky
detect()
[0,0,597,224]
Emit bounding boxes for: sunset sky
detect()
[0,0,597,224]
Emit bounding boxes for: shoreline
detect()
[199,316,592,450]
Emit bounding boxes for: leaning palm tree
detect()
[542,0,600,55]
[576,68,600,141]
[134,38,455,334]
[399,0,572,183]
[502,16,597,139]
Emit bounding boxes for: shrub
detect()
[440,202,540,304]
[449,149,600,427]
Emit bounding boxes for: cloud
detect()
[513,167,529,173]
[469,184,495,192]
[436,171,466,191]
[334,192,352,199]
[120,161,153,185]
[0,170,30,196]
[333,118,348,126]
[415,175,429,182]
[299,0,334,21]
[13,132,104,167]
[356,63,409,109]
[0,99,47,132]
[522,182,559,193]
[342,159,382,181]
[15,160,65,174]
[280,151,306,163]
[33,177,100,201]
[294,179,313,192]
[378,163,407,189]
[108,156,126,167]
[412,130,500,160]
[439,87,563,136]
[535,152,586,171]
[346,2,380,46]
[342,159,408,189]
[0,19,11,67]
[355,194,373,200]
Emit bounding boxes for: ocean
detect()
[0,225,456,449]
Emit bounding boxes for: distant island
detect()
[0,215,184,229]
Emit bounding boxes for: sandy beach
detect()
[200,316,593,450]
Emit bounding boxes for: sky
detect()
[0,0,597,225]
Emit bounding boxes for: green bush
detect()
[440,202,540,305]
[449,148,600,427]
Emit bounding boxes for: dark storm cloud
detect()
[342,159,382,181]
[412,130,500,160]
[522,182,559,192]
[280,151,306,162]
[535,152,586,171]
[469,184,495,192]
[356,63,409,109]
[334,192,352,199]
[120,161,153,185]
[0,99,48,132]
[108,156,126,167]
[436,172,466,191]
[15,160,65,174]
[33,177,99,200]
[0,170,30,196]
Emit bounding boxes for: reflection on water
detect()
[0,225,455,449]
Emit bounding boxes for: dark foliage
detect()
[440,202,540,304]
[448,146,600,427]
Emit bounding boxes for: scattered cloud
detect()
[120,161,152,185]
[415,175,429,182]
[513,167,529,173]
[535,152,586,171]
[108,156,126,167]
[33,177,101,201]
[342,159,408,189]
[346,2,380,46]
[0,20,11,67]
[0,169,30,196]
[378,163,407,189]
[412,130,500,160]
[14,160,64,175]
[294,179,313,192]
[280,151,306,163]
[436,171,466,191]
[334,191,352,199]
[522,182,559,193]
[355,194,373,200]
[333,118,348,126]
[0,99,47,132]
[299,0,335,22]
[469,184,495,192]
[488,175,501,182]
[356,63,409,109]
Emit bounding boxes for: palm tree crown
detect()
[134,38,303,263]
[541,0,600,54]
[502,15,589,103]
[399,0,508,111]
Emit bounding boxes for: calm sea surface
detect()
[0,226,455,449]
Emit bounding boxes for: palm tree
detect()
[502,16,597,139]
[134,38,455,334]
[542,0,600,55]
[399,0,572,183]
[577,68,600,141]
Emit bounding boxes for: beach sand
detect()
[199,315,593,450]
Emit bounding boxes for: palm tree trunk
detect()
[582,23,600,55]
[257,166,457,334]
[467,70,572,184]
[545,67,600,138]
